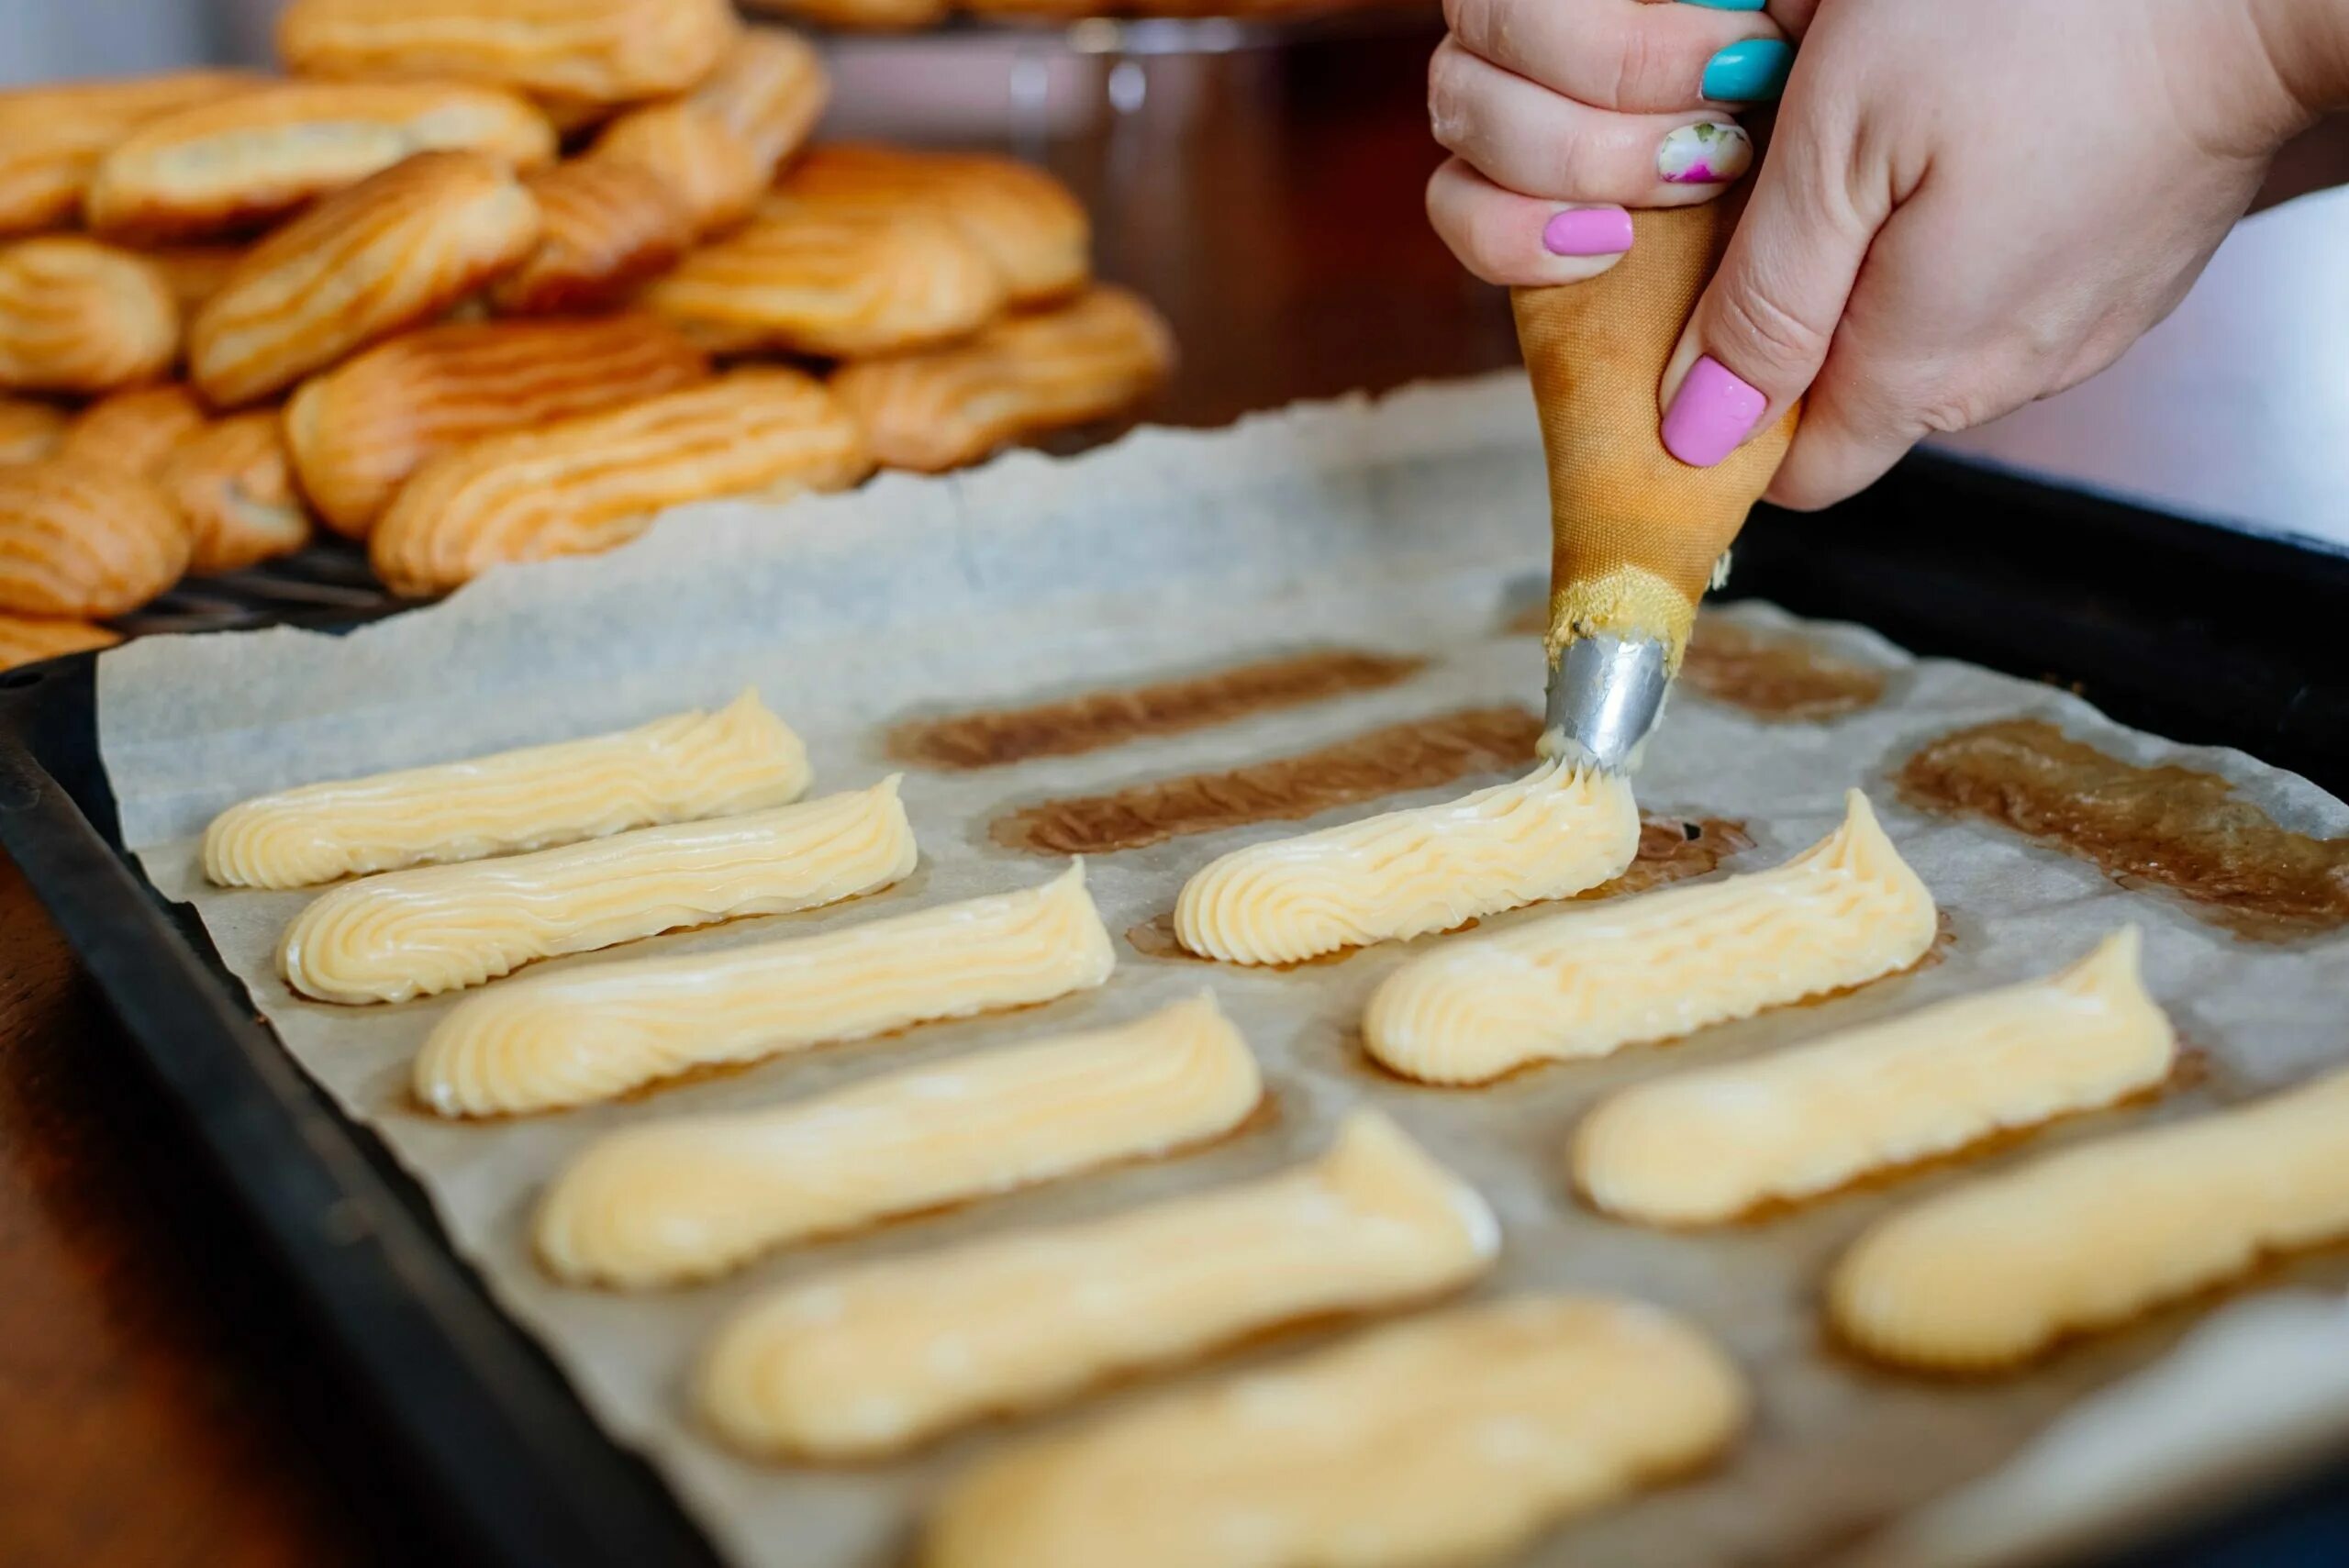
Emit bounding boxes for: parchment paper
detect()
[96,373,2349,1568]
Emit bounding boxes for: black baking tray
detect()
[2,448,2346,1568]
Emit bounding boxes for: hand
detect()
[1430,0,2328,508]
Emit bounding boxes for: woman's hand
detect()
[1429,0,2329,508]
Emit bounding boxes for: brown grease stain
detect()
[1677,618,1889,721]
[885,649,1427,770]
[1897,717,2349,940]
[991,706,1543,856]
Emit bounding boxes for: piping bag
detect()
[1514,202,1799,773]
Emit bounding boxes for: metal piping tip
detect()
[1539,634,1671,774]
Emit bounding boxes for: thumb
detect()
[1656,117,1881,468]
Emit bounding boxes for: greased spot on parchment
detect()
[1677,618,1888,720]
[887,650,1428,769]
[1898,717,2349,940]
[993,707,1542,855]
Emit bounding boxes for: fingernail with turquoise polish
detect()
[1701,39,1793,102]
[1658,122,1752,184]
[1679,0,1766,9]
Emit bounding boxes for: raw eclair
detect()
[0,238,178,395]
[778,144,1090,306]
[0,460,190,618]
[0,71,260,237]
[157,411,312,575]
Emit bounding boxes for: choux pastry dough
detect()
[282,776,917,1006]
[283,313,707,538]
[1364,790,1939,1085]
[0,460,189,618]
[84,81,554,244]
[58,384,206,476]
[367,366,869,595]
[779,144,1089,306]
[0,71,260,237]
[0,238,177,395]
[1831,1062,2349,1371]
[0,613,120,671]
[156,411,311,575]
[1174,759,1639,965]
[698,1108,1497,1461]
[191,151,542,408]
[831,285,1174,473]
[0,397,66,464]
[1574,929,2176,1227]
[488,158,696,317]
[594,29,828,237]
[534,988,1253,1287]
[202,687,810,890]
[417,859,1116,1118]
[920,1296,1748,1568]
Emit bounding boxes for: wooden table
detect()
[4,25,2345,1564]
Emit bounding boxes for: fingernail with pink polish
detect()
[1542,206,1634,257]
[1658,121,1752,185]
[1663,356,1766,466]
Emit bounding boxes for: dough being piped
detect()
[1831,1063,2349,1371]
[202,688,809,889]
[417,860,1115,1117]
[920,1295,1746,1568]
[698,1108,1498,1460]
[1575,928,2174,1226]
[536,991,1260,1287]
[279,777,917,1005]
[1174,759,1639,965]
[1365,790,1936,1084]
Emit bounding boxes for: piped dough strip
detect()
[1174,760,1640,966]
[1574,928,2176,1227]
[919,1295,1747,1568]
[698,1108,1498,1460]
[1364,789,1937,1085]
[1831,1062,2349,1372]
[535,991,1261,1288]
[416,860,1115,1118]
[279,777,918,1006]
[203,688,810,889]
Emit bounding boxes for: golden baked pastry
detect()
[157,411,311,575]
[921,1296,1748,1568]
[738,0,951,32]
[282,776,917,1005]
[0,460,190,618]
[203,687,810,890]
[368,366,869,595]
[417,858,1116,1117]
[593,29,829,237]
[0,397,66,464]
[779,144,1089,306]
[1574,929,2176,1227]
[278,0,738,111]
[189,151,542,408]
[85,81,554,244]
[639,205,1006,359]
[0,612,121,671]
[533,988,1254,1287]
[0,71,260,237]
[0,238,178,395]
[832,286,1174,473]
[699,1109,1497,1461]
[58,384,207,476]
[284,314,707,538]
[145,245,248,313]
[488,158,696,316]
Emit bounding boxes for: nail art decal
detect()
[1658,122,1753,185]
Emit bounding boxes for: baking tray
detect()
[2,447,2345,1568]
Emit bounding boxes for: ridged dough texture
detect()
[832,286,1174,473]
[1175,760,1640,965]
[0,239,178,395]
[0,461,191,618]
[1364,790,1939,1085]
[284,313,708,538]
[594,29,829,236]
[159,411,312,574]
[202,687,810,890]
[0,398,65,464]
[0,71,261,237]
[921,1296,1748,1568]
[1574,928,2176,1227]
[778,143,1089,306]
[59,384,207,476]
[0,612,119,671]
[189,150,542,408]
[84,81,555,243]
[283,775,917,1006]
[419,859,1116,1118]
[490,158,696,316]
[367,366,869,595]
[700,1108,1497,1460]
[1831,1062,2349,1372]
[536,988,1255,1287]
[278,0,739,109]
[640,205,1007,359]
